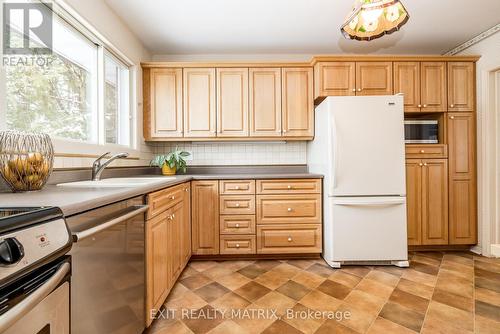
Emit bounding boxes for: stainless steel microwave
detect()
[404,120,438,144]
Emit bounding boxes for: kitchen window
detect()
[3,2,133,148]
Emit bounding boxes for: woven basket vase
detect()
[0,130,54,192]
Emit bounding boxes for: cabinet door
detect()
[183,68,216,137]
[144,68,183,139]
[448,62,474,111]
[282,67,314,138]
[394,62,421,112]
[169,202,184,282]
[405,160,422,245]
[315,62,355,97]
[191,181,219,255]
[355,62,393,95]
[421,159,448,245]
[249,68,282,137]
[448,113,477,244]
[421,62,447,112]
[146,212,169,325]
[217,68,249,137]
[182,183,191,265]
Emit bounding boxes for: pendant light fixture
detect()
[341,0,409,41]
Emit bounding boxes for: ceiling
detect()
[105,0,500,56]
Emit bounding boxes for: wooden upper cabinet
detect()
[448,62,474,111]
[421,62,447,112]
[216,68,249,137]
[314,62,356,98]
[355,62,393,95]
[394,62,421,112]
[421,159,449,245]
[144,68,183,139]
[249,68,282,137]
[448,113,475,178]
[282,67,314,138]
[183,68,216,137]
[405,160,422,246]
[191,180,219,255]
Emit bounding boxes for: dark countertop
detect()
[0,172,323,217]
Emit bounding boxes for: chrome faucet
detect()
[91,152,129,181]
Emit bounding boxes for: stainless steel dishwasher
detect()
[66,196,148,334]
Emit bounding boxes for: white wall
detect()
[458,31,500,256]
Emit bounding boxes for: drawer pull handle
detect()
[287,208,292,212]
[287,237,293,242]
[235,203,240,207]
[235,224,240,228]
[236,244,240,248]
[420,150,425,153]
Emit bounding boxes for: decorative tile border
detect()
[445,23,500,55]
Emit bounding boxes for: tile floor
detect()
[146,252,500,334]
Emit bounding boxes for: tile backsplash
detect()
[151,141,307,165]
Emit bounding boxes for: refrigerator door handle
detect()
[331,114,339,190]
[333,198,406,206]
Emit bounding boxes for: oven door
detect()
[0,258,71,334]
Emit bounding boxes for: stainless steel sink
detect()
[57,177,176,188]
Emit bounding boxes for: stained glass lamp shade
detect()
[341,0,410,41]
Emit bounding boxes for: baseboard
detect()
[408,244,474,252]
[491,244,500,257]
[190,253,321,261]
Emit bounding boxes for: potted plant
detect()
[150,148,190,175]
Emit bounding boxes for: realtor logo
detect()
[3,3,53,55]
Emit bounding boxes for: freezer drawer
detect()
[329,196,408,262]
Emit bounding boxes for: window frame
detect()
[3,0,138,156]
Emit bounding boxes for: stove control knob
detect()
[0,237,24,265]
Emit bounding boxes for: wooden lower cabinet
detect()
[257,224,322,254]
[182,183,192,263]
[448,113,477,244]
[406,159,448,246]
[220,235,256,254]
[191,180,220,255]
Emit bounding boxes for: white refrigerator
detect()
[308,96,409,268]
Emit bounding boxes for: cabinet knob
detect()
[287,237,293,242]
[419,163,423,166]
[235,223,240,228]
[236,244,240,248]
[418,104,422,108]
[235,186,240,190]
[172,214,175,219]
[235,203,240,207]
[423,104,427,108]
[276,130,281,133]
[352,88,356,92]
[171,196,175,200]
[450,104,455,108]
[423,163,428,166]
[450,116,455,119]
[287,185,292,189]
[357,88,362,92]
[184,188,189,192]
[167,215,173,220]
[283,130,287,133]
[287,207,292,212]
[420,150,425,153]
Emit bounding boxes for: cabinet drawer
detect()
[147,183,185,219]
[220,235,256,254]
[257,179,321,194]
[220,215,256,234]
[257,194,321,224]
[257,224,322,254]
[219,180,255,195]
[405,145,447,158]
[220,195,255,215]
